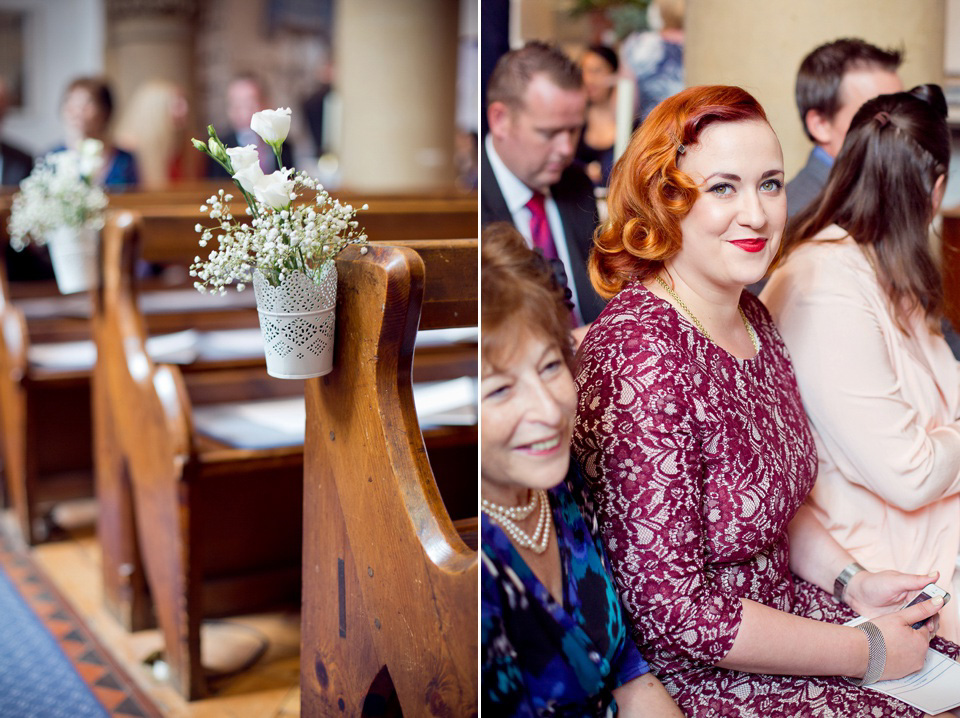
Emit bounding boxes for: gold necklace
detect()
[655,275,759,352]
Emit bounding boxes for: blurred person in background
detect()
[208,72,293,179]
[786,38,902,219]
[620,0,684,123]
[576,45,620,188]
[482,42,607,332]
[0,77,32,188]
[55,76,138,188]
[115,79,202,190]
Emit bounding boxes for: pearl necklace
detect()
[481,489,552,554]
[655,275,759,352]
[481,489,538,521]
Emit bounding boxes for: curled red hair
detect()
[590,85,768,298]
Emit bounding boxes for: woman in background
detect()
[115,79,200,189]
[481,222,682,716]
[620,0,684,122]
[762,85,960,643]
[57,76,138,188]
[574,84,954,716]
[576,45,619,188]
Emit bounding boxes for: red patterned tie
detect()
[525,191,558,260]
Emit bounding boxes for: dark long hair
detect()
[782,84,949,332]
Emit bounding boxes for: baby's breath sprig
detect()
[190,109,367,294]
[189,177,367,295]
[8,142,108,250]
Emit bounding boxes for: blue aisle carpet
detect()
[0,532,160,718]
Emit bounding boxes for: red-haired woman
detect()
[572,85,959,716]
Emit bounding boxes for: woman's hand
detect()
[869,595,944,681]
[845,569,939,619]
[612,674,685,717]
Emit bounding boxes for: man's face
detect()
[227,79,264,132]
[816,67,902,158]
[488,74,587,192]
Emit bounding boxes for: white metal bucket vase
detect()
[47,225,99,294]
[252,263,337,379]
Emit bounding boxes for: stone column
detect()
[684,0,945,178]
[334,0,458,191]
[104,0,198,113]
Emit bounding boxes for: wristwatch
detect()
[833,561,865,604]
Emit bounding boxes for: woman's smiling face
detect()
[480,328,576,496]
[673,119,787,290]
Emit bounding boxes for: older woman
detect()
[480,223,682,716]
[573,85,956,716]
[762,85,960,643]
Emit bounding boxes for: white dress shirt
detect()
[485,134,584,324]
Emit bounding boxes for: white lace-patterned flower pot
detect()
[47,225,99,294]
[252,264,337,379]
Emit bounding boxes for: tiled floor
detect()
[24,511,301,718]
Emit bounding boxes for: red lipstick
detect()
[730,239,767,253]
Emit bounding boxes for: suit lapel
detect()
[480,145,511,226]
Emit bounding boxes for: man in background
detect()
[208,73,293,178]
[788,38,902,217]
[481,42,606,328]
[0,77,32,188]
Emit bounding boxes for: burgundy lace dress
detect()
[573,283,960,717]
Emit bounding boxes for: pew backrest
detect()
[302,239,477,715]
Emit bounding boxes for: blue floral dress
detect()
[481,466,649,717]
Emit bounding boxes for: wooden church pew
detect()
[94,213,477,699]
[0,192,476,546]
[93,210,305,699]
[0,203,98,544]
[301,240,478,717]
[0,203,267,546]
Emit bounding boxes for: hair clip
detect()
[874,111,891,127]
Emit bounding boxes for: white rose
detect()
[250,108,292,146]
[233,163,265,194]
[253,169,296,209]
[226,145,260,173]
[78,138,104,178]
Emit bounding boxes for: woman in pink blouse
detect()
[573,84,956,716]
[762,85,960,643]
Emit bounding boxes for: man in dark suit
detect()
[747,39,903,297]
[482,42,605,328]
[0,78,32,188]
[208,73,294,179]
[787,38,902,219]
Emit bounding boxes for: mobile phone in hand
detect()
[903,583,951,629]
